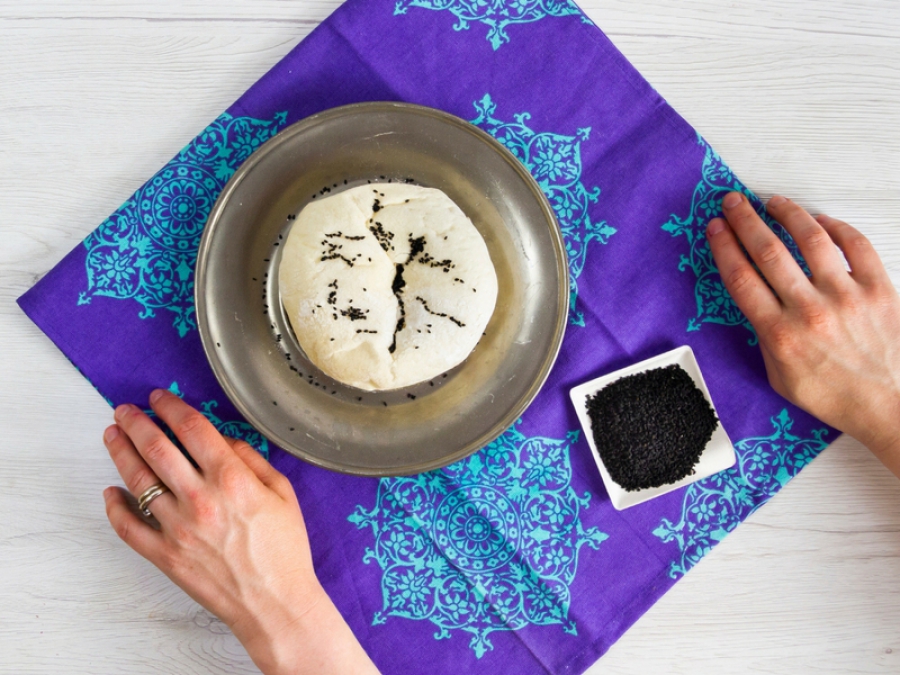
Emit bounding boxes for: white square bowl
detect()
[569,345,736,510]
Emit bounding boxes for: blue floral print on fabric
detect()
[78,112,288,336]
[394,0,591,51]
[348,421,607,658]
[661,134,808,343]
[472,94,615,326]
[652,409,828,578]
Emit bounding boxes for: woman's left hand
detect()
[102,389,380,675]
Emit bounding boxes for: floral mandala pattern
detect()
[348,422,607,658]
[78,112,288,336]
[147,382,269,460]
[394,0,591,50]
[653,409,828,578]
[472,94,615,326]
[661,134,809,343]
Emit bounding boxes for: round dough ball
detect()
[279,183,498,391]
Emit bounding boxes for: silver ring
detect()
[137,482,170,517]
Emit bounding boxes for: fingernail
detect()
[103,425,119,443]
[114,404,136,421]
[768,195,787,207]
[103,487,113,501]
[149,389,167,404]
[722,192,743,209]
[707,218,726,237]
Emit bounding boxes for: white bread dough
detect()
[279,183,498,391]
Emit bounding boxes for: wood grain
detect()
[1,1,899,673]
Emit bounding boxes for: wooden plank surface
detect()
[1,1,898,673]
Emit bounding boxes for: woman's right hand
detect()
[708,192,900,477]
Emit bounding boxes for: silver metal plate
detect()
[196,102,568,476]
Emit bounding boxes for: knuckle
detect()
[846,231,872,253]
[766,321,797,356]
[142,437,172,465]
[173,411,207,438]
[758,240,784,267]
[726,266,757,295]
[169,522,195,547]
[220,467,250,496]
[194,502,219,527]
[236,440,255,454]
[114,516,133,543]
[157,547,181,575]
[800,228,828,250]
[131,466,159,493]
[800,306,830,329]
[274,474,294,496]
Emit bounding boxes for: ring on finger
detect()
[137,482,170,517]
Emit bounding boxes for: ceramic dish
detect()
[569,346,736,510]
[196,102,568,476]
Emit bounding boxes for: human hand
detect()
[707,193,900,477]
[102,389,379,675]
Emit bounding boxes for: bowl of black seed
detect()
[569,346,735,510]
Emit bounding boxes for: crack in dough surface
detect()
[279,183,498,391]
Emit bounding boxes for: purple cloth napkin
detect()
[19,1,833,672]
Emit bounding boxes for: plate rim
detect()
[196,101,569,476]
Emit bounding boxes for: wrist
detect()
[231,579,328,674]
[234,582,379,675]
[846,389,900,479]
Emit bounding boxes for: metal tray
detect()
[196,102,567,476]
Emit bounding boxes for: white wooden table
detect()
[2,1,899,672]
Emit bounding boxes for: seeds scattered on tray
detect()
[585,364,718,492]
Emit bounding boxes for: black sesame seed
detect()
[272,401,278,406]
[290,427,295,431]
[585,364,718,492]
[407,394,416,400]
[357,396,362,401]
[382,401,388,407]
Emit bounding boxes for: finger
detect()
[225,437,296,503]
[114,403,202,497]
[815,214,890,287]
[149,389,235,472]
[721,192,814,305]
[104,486,166,560]
[223,436,271,481]
[104,424,178,518]
[707,217,782,326]
[765,196,849,289]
